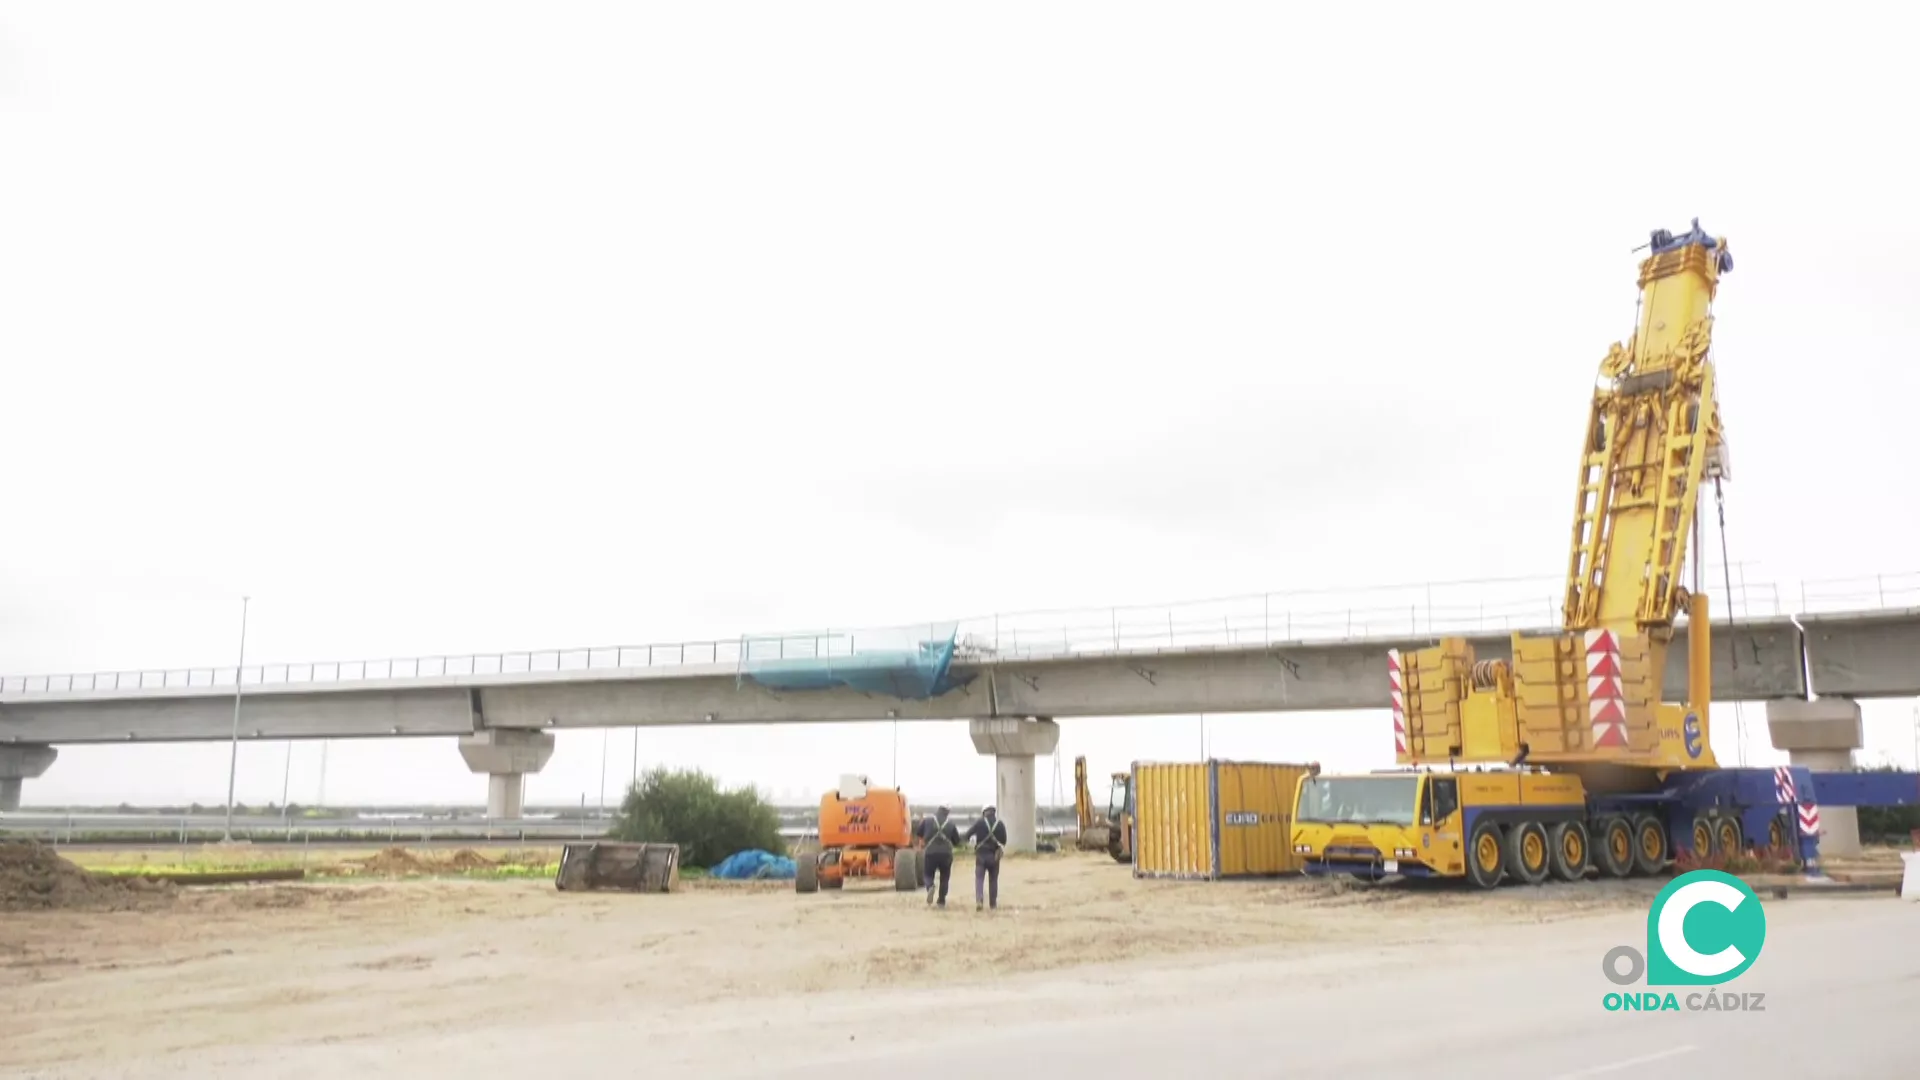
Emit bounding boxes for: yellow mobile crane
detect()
[1290,220,1916,887]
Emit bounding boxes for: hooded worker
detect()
[965,804,1010,911]
[916,805,961,907]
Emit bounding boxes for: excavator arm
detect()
[1074,755,1093,832]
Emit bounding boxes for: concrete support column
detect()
[968,717,1060,853]
[0,744,57,812]
[458,729,555,820]
[1766,697,1864,856]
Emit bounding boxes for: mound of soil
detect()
[357,848,430,875]
[443,850,493,872]
[0,843,173,912]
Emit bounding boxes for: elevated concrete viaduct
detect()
[4,608,1917,844]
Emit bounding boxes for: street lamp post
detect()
[222,595,251,842]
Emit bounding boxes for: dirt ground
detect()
[1,843,1909,1075]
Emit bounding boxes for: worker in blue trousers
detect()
[915,805,961,907]
[965,805,1010,911]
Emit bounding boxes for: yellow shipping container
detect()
[1131,760,1314,880]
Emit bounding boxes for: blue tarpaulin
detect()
[710,849,797,880]
[736,622,972,701]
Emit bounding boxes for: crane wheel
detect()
[1691,817,1716,859]
[1466,821,1505,889]
[1715,817,1743,857]
[1548,821,1590,882]
[1505,821,1550,886]
[1630,813,1668,876]
[796,857,819,894]
[1595,816,1634,878]
[893,850,920,892]
[1767,813,1790,854]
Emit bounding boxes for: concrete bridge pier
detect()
[458,729,555,820]
[0,744,57,811]
[1766,697,1864,856]
[968,716,1060,854]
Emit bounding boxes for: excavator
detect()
[1072,756,1132,864]
[1288,219,1919,888]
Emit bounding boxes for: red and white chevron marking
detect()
[1774,766,1798,805]
[1798,802,1821,837]
[1388,649,1407,755]
[1585,629,1629,749]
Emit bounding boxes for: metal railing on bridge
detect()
[5,568,1916,697]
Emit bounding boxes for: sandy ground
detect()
[2,845,1911,1077]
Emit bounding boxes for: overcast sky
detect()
[2,3,1917,809]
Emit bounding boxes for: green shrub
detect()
[1856,763,1920,844]
[609,767,786,869]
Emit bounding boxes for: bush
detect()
[609,767,786,870]
[1855,764,1920,844]
[1673,843,1801,877]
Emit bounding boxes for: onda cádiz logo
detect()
[1600,869,1768,1013]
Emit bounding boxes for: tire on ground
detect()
[1691,816,1716,860]
[1467,820,1505,889]
[1548,820,1590,883]
[1595,816,1634,878]
[1715,817,1743,858]
[796,856,819,894]
[1630,812,1668,876]
[1505,820,1550,886]
[893,849,919,891]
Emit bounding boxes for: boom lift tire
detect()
[1548,821,1590,882]
[1595,816,1634,878]
[1467,821,1506,889]
[797,857,819,894]
[1715,817,1743,857]
[1506,820,1551,885]
[892,850,919,892]
[1630,813,1668,876]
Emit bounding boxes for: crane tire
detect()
[1594,816,1634,878]
[1467,820,1505,889]
[1630,813,1668,876]
[1548,821,1590,882]
[796,857,819,894]
[1715,817,1743,858]
[1506,820,1550,886]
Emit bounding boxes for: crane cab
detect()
[1291,766,1589,888]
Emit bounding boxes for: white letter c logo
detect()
[1657,879,1747,977]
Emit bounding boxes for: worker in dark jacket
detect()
[965,805,1010,911]
[916,805,961,907]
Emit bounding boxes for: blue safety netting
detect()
[736,621,972,701]
[710,849,797,880]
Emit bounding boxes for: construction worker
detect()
[965,804,1010,911]
[916,805,961,907]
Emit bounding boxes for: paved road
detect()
[40,894,1918,1080]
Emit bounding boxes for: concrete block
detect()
[0,744,57,780]
[458,729,556,776]
[0,744,57,812]
[1765,698,1864,752]
[968,717,1061,757]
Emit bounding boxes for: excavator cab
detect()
[1106,772,1133,864]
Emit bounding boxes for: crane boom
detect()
[1563,219,1733,638]
[1392,221,1734,777]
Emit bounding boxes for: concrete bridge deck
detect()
[4,573,1916,836]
